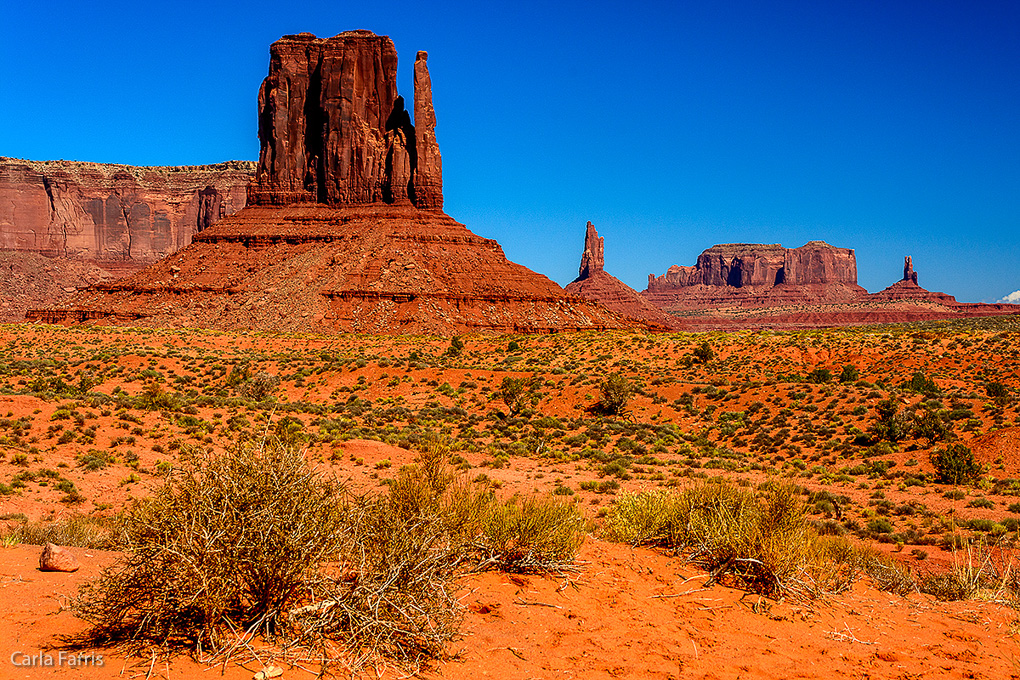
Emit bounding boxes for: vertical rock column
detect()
[578,221,604,279]
[413,51,443,210]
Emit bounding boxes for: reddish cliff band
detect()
[0,158,252,266]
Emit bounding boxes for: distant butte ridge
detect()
[31,31,637,335]
[631,238,1019,329]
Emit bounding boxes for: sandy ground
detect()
[1,539,1018,680]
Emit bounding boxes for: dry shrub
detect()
[72,441,461,670]
[72,440,585,670]
[289,494,462,666]
[389,443,587,574]
[849,546,917,596]
[603,481,911,599]
[477,494,587,573]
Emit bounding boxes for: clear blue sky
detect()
[2,0,1017,302]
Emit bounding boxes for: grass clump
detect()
[603,481,908,599]
[388,443,587,574]
[918,539,1018,604]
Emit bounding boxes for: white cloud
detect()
[999,290,1020,304]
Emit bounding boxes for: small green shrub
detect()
[596,373,633,417]
[930,444,981,485]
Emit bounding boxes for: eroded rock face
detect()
[644,241,866,311]
[413,51,443,210]
[904,255,918,284]
[0,158,252,265]
[250,31,443,210]
[647,241,858,293]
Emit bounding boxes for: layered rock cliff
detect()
[644,241,867,311]
[249,31,442,209]
[565,222,676,328]
[0,158,253,265]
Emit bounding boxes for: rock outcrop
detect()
[0,158,253,266]
[249,31,442,210]
[35,32,639,335]
[644,241,867,311]
[565,222,676,328]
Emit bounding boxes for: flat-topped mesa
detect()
[249,31,443,209]
[643,241,867,312]
[0,157,253,265]
[576,221,605,280]
[646,241,860,293]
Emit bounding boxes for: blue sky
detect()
[1,0,1017,302]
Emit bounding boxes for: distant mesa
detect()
[564,222,676,329]
[644,241,867,311]
[31,32,638,335]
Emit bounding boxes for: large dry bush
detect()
[72,441,462,668]
[73,439,586,670]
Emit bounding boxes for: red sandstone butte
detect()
[34,31,638,335]
[249,31,442,210]
[0,158,253,268]
[565,222,676,328]
[644,241,867,312]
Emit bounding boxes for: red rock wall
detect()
[782,241,858,286]
[646,241,860,293]
[0,158,253,264]
[250,31,444,210]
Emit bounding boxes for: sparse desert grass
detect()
[603,481,916,599]
[0,512,116,548]
[0,318,1018,617]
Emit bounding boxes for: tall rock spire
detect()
[413,51,443,210]
[903,255,918,284]
[577,221,604,279]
